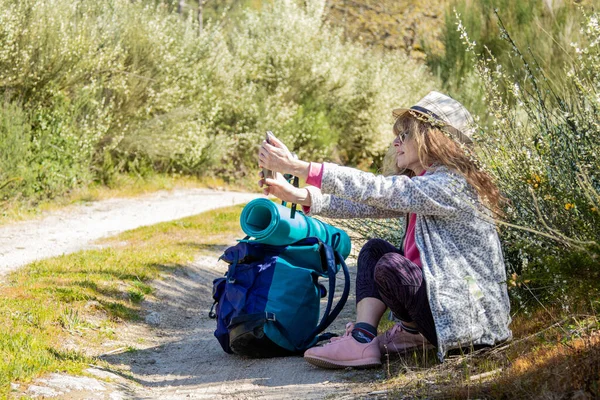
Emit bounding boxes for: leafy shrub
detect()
[0,102,30,200]
[203,0,433,177]
[427,0,590,119]
[457,10,600,307]
[0,0,433,205]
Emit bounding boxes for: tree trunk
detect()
[177,0,185,15]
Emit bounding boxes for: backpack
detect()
[209,237,350,358]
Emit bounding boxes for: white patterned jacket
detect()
[305,163,512,360]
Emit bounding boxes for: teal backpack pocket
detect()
[210,237,350,357]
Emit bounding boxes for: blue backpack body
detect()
[210,237,350,357]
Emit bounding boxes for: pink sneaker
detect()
[304,323,381,369]
[377,323,434,354]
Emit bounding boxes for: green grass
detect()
[376,290,599,398]
[0,204,244,398]
[2,198,598,399]
[377,309,600,399]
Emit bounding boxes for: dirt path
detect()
[0,188,259,276]
[94,254,383,399]
[5,190,387,399]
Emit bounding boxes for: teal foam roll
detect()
[240,198,351,259]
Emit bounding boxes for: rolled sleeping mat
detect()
[240,198,351,259]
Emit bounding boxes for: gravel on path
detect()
[0,188,259,276]
[3,188,387,399]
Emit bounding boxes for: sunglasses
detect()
[394,131,409,143]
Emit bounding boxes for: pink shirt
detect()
[403,213,421,267]
[306,162,324,188]
[302,162,324,214]
[403,169,427,267]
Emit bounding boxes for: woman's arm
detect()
[305,187,405,219]
[320,163,475,216]
[257,135,475,217]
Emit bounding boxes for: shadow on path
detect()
[101,249,383,399]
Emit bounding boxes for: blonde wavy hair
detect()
[382,114,505,216]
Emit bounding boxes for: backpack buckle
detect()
[265,312,276,322]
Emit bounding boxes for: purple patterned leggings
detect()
[356,238,438,346]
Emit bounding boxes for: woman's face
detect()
[393,132,423,174]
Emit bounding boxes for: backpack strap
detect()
[310,244,350,337]
[281,173,299,219]
[229,312,276,328]
[293,241,350,351]
[226,252,240,283]
[290,175,299,219]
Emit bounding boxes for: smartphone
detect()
[262,131,274,182]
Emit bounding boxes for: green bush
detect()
[202,0,433,177]
[427,0,590,119]
[0,103,30,200]
[459,10,600,307]
[0,0,433,205]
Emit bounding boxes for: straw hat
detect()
[393,91,475,144]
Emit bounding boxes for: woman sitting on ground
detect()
[258,91,512,368]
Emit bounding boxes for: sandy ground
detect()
[0,188,259,276]
[3,189,387,399]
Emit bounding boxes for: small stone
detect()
[145,312,161,326]
[27,384,61,397]
[85,300,101,309]
[85,368,122,381]
[10,383,19,391]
